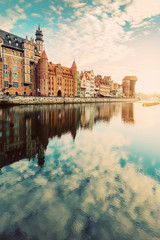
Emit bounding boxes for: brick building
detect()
[0,27,77,97]
[47,60,77,97]
[122,76,137,98]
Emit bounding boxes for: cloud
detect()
[49,5,63,15]
[0,6,27,31]
[64,0,86,8]
[126,0,160,25]
[31,13,41,17]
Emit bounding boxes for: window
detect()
[12,58,14,63]
[30,77,32,82]
[4,57,7,62]
[16,59,18,64]
[13,73,18,79]
[13,82,19,88]
[21,76,23,80]
[21,82,23,87]
[9,40,11,44]
[29,84,32,89]
[12,50,14,55]
[16,52,18,56]
[34,84,36,90]
[4,64,8,70]
[3,48,6,53]
[21,61,22,64]
[21,69,23,72]
[20,53,22,57]
[4,72,8,78]
[4,81,8,87]
[13,66,18,72]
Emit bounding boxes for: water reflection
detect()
[0,103,134,169]
[1,102,160,240]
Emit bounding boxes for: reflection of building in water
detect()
[0,105,79,169]
[94,103,121,123]
[80,105,95,130]
[0,103,135,169]
[121,103,135,124]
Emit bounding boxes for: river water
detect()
[0,102,160,240]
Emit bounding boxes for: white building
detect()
[80,70,95,97]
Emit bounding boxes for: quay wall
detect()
[0,96,138,106]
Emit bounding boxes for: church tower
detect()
[71,60,77,97]
[35,25,43,56]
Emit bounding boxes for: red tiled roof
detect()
[48,62,72,75]
[41,50,48,59]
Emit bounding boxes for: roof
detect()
[0,29,40,56]
[123,76,137,81]
[71,60,77,68]
[41,50,48,59]
[48,62,72,76]
[0,29,24,51]
[104,76,111,81]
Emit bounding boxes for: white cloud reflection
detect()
[0,120,160,240]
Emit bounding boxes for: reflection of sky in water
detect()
[0,103,160,240]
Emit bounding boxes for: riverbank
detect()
[0,95,138,106]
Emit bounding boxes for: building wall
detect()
[99,85,110,96]
[48,62,77,97]
[77,71,80,97]
[0,28,43,96]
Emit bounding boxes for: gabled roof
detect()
[41,50,48,59]
[104,76,111,81]
[48,62,72,75]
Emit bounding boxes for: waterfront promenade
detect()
[0,95,138,106]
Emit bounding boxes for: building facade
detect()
[122,76,137,98]
[0,27,77,97]
[77,71,81,97]
[0,27,43,96]
[80,70,94,97]
[48,60,77,97]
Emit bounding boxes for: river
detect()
[0,102,160,240]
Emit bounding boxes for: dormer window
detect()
[9,40,11,44]
[16,42,18,47]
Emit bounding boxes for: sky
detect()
[0,0,160,93]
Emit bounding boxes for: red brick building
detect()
[0,26,77,97]
[48,60,77,97]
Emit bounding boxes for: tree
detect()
[97,74,102,79]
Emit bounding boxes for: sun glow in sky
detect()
[0,0,160,93]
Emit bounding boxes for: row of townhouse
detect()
[78,71,123,98]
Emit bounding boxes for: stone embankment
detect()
[0,96,138,106]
